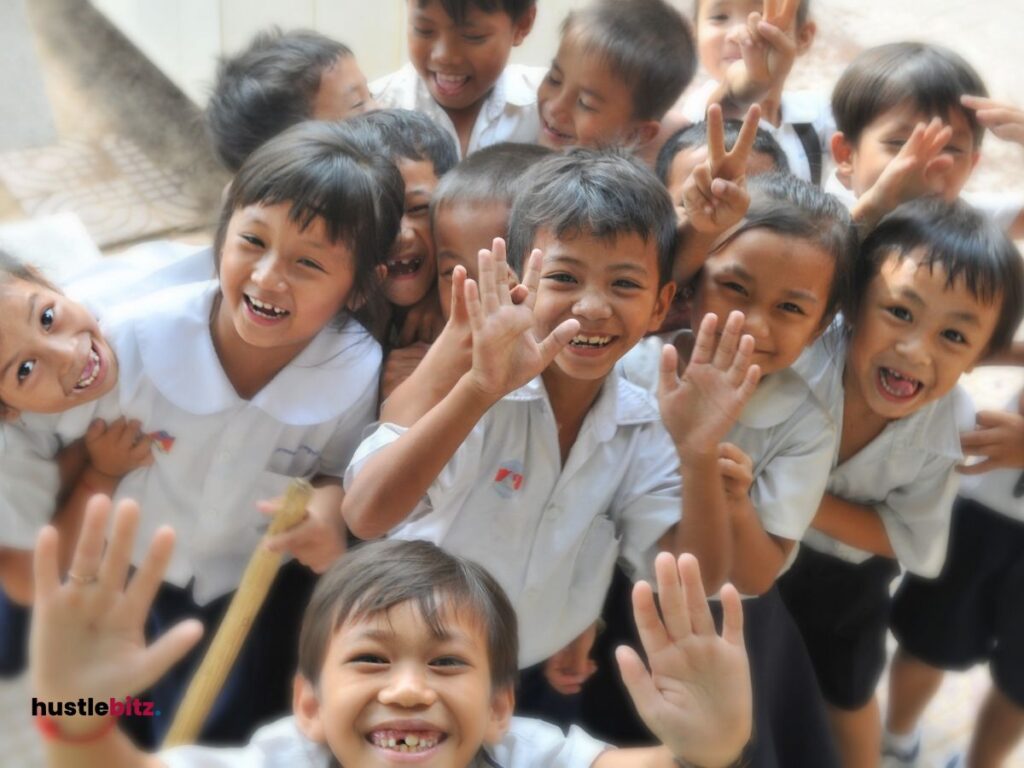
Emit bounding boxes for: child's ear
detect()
[292,674,327,744]
[483,685,515,746]
[511,5,537,46]
[795,20,817,55]
[648,281,678,333]
[629,120,662,149]
[831,132,856,189]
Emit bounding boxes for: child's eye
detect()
[886,305,912,322]
[412,26,434,37]
[240,234,264,248]
[722,281,748,296]
[613,279,642,290]
[297,257,326,272]
[942,145,966,156]
[544,272,577,284]
[461,33,487,43]
[708,13,729,22]
[883,139,907,150]
[40,307,55,329]
[545,72,562,87]
[778,302,805,315]
[349,653,388,665]
[577,98,596,113]
[16,360,35,383]
[942,329,967,344]
[406,204,430,217]
[430,656,467,669]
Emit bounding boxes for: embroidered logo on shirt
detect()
[493,460,525,499]
[146,431,175,453]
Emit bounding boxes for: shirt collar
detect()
[124,280,381,425]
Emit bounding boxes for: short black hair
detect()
[214,120,404,338]
[694,0,811,28]
[415,0,535,24]
[655,119,790,184]
[858,198,1024,355]
[507,148,677,284]
[832,42,988,146]
[299,538,520,690]
[430,142,553,225]
[348,108,459,178]
[562,0,696,121]
[205,28,353,172]
[715,173,858,323]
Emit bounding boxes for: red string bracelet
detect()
[35,713,117,744]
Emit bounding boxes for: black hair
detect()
[298,538,520,689]
[832,42,988,146]
[714,173,858,322]
[507,148,677,284]
[561,0,697,121]
[694,0,811,27]
[214,120,404,338]
[416,0,536,23]
[857,198,1024,354]
[205,28,354,172]
[348,108,459,178]
[655,119,790,184]
[430,142,553,225]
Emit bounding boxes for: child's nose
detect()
[895,332,932,366]
[49,334,80,374]
[251,253,287,289]
[741,307,770,341]
[572,289,613,320]
[430,33,462,68]
[378,668,438,708]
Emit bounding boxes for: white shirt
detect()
[824,171,1023,233]
[345,373,682,667]
[793,325,974,577]
[959,391,1024,524]
[371,63,544,158]
[681,81,834,184]
[160,715,610,768]
[103,280,381,603]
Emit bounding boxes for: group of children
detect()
[1,1,1023,767]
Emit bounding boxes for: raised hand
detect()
[31,495,202,711]
[462,240,579,399]
[962,94,1024,146]
[958,397,1024,475]
[616,552,751,767]
[262,484,346,573]
[724,0,800,104]
[659,311,761,459]
[84,418,154,480]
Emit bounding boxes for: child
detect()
[31,494,752,768]
[350,108,459,340]
[342,150,757,683]
[681,0,829,185]
[536,0,695,165]
[381,141,553,401]
[883,388,1024,768]
[206,28,375,172]
[373,0,540,158]
[828,42,1024,238]
[777,199,1024,767]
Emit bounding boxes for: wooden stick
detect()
[161,479,312,747]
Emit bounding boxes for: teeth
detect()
[435,73,468,85]
[247,295,288,317]
[570,334,612,347]
[369,730,441,751]
[879,367,920,398]
[75,349,100,389]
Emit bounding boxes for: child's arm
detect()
[849,118,954,232]
[657,312,761,592]
[809,494,896,557]
[593,553,751,768]
[958,391,1024,474]
[342,248,580,539]
[31,496,201,768]
[674,105,759,288]
[261,479,346,573]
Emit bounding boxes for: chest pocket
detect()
[266,444,322,478]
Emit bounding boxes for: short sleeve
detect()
[316,374,380,478]
[491,717,610,768]
[611,424,682,585]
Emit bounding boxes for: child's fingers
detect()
[690,312,719,367]
[536,318,581,366]
[614,645,660,721]
[491,238,512,307]
[464,278,484,335]
[476,249,499,315]
[632,579,671,657]
[655,550,692,642]
[711,310,745,371]
[520,249,544,310]
[726,333,755,388]
[139,618,204,692]
[707,104,726,170]
[719,583,746,647]
[658,343,681,396]
[66,494,112,588]
[726,104,762,171]
[755,20,796,57]
[85,419,106,443]
[960,94,999,112]
[960,427,1001,452]
[97,500,140,595]
[122,526,177,622]
[450,265,468,323]
[708,180,748,215]
[33,526,61,603]
[678,553,716,636]
[718,442,751,467]
[739,363,762,403]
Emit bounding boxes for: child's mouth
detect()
[74,346,102,390]
[368,729,446,753]
[877,366,923,400]
[244,294,290,319]
[433,72,470,98]
[569,333,613,349]
[541,117,575,144]
[387,256,424,279]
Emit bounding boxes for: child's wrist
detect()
[36,713,116,743]
[79,465,121,495]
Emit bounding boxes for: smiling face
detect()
[294,600,513,768]
[384,158,441,308]
[532,228,673,382]
[311,54,376,121]
[695,0,811,83]
[407,0,534,116]
[692,228,835,376]
[844,251,1001,421]
[215,202,358,362]
[0,278,117,416]
[434,201,510,321]
[536,31,653,150]
[835,102,980,200]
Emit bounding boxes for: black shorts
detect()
[891,496,1024,707]
[779,546,900,710]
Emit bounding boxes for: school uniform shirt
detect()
[345,372,682,668]
[959,391,1024,524]
[371,63,544,158]
[160,715,610,768]
[793,324,975,577]
[824,171,1024,234]
[102,280,381,604]
[681,81,834,184]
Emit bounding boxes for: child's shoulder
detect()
[160,716,330,768]
[485,717,609,768]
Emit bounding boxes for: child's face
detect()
[845,251,1001,420]
[532,228,674,381]
[407,0,534,114]
[434,201,510,322]
[665,145,778,207]
[311,54,376,122]
[692,228,834,375]
[0,278,117,415]
[836,103,980,200]
[385,158,440,308]
[537,31,655,150]
[216,202,358,357]
[696,0,813,83]
[293,600,513,768]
